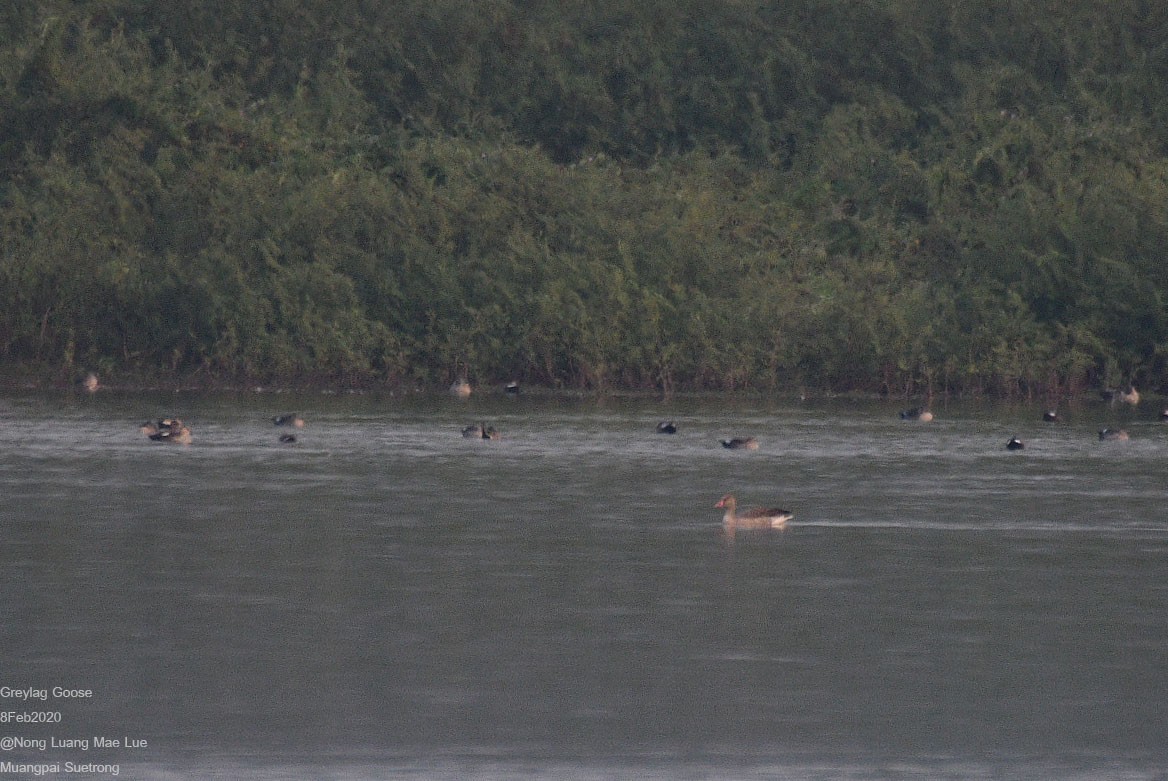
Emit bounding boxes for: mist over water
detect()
[1,391,1166,779]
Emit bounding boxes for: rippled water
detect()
[1,390,1166,780]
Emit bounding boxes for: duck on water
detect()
[141,418,192,445]
[462,422,500,440]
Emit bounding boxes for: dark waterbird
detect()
[141,418,192,444]
[272,414,305,428]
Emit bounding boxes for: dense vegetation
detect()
[2,0,1167,396]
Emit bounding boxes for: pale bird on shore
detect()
[1101,386,1140,405]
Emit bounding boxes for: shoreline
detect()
[0,364,1151,404]
[0,371,1155,408]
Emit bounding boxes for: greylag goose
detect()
[721,437,759,450]
[715,494,792,529]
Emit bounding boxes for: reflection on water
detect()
[1,391,1166,779]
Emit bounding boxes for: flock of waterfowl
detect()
[664,386,1160,535]
[888,385,1157,451]
[455,411,792,533]
[128,375,1158,535]
[1037,384,1153,445]
[133,378,515,447]
[139,412,306,445]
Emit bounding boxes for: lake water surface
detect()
[1,390,1166,780]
